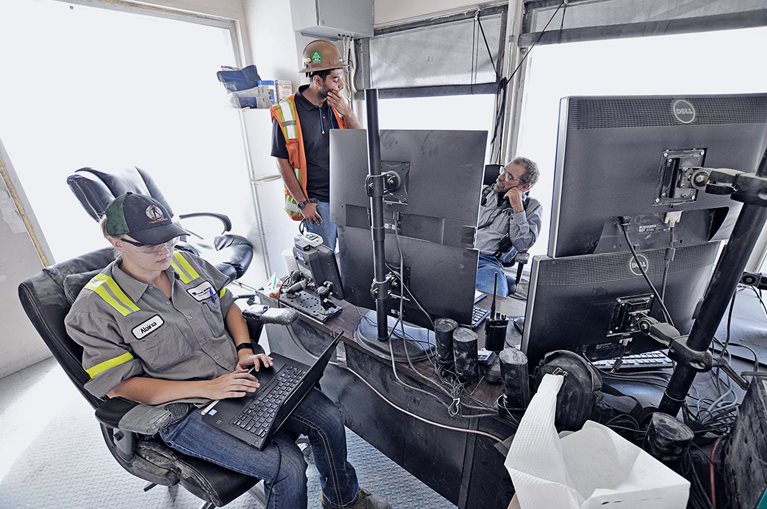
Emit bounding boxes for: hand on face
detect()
[326,89,351,117]
[504,187,525,212]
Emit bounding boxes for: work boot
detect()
[320,487,392,509]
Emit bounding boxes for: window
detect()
[376,95,496,162]
[515,27,767,257]
[0,0,252,263]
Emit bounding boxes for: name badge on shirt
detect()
[131,315,164,340]
[187,281,214,302]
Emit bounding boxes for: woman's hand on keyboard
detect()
[204,369,261,399]
[237,353,274,372]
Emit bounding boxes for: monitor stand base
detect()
[353,310,435,363]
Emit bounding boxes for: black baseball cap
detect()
[104,192,187,245]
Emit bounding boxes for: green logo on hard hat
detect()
[311,51,322,63]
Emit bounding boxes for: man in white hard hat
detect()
[271,39,361,250]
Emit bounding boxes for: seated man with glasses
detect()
[67,192,391,509]
[475,157,543,296]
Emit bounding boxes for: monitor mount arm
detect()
[740,271,767,290]
[636,315,749,390]
[658,148,767,415]
[689,167,767,207]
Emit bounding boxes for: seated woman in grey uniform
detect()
[65,192,391,509]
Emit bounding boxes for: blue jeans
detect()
[160,388,359,509]
[304,200,337,250]
[476,253,510,297]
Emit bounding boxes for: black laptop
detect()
[200,334,341,449]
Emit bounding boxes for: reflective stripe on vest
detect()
[276,100,299,140]
[271,93,350,221]
[85,352,134,379]
[170,251,200,284]
[84,273,140,316]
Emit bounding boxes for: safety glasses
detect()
[120,237,178,254]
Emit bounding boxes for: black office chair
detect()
[17,248,267,508]
[482,164,530,296]
[66,166,253,282]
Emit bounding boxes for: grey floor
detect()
[0,357,454,509]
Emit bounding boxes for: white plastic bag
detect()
[505,374,690,509]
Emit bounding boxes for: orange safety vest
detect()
[270,93,349,220]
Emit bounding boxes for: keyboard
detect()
[592,350,674,371]
[231,365,306,438]
[471,306,491,329]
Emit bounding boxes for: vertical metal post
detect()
[365,89,389,341]
[659,147,767,415]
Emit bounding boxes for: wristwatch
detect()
[236,343,254,352]
[297,199,310,210]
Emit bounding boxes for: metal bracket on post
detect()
[690,167,767,205]
[365,172,401,198]
[658,147,767,415]
[637,315,749,390]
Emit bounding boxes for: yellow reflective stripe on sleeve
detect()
[84,276,138,317]
[219,288,227,298]
[171,251,200,283]
[85,351,134,379]
[94,274,139,313]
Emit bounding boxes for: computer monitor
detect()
[329,129,487,361]
[549,93,767,258]
[330,129,487,249]
[523,92,767,367]
[337,225,479,330]
[521,242,720,367]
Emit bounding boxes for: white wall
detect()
[0,144,49,379]
[239,1,310,278]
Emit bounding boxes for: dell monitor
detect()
[522,242,720,367]
[523,93,767,367]
[330,129,487,361]
[549,93,767,258]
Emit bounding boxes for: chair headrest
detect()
[66,166,174,221]
[483,164,503,187]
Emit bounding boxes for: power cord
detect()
[283,323,504,439]
[619,220,675,327]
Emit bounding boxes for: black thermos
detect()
[434,318,458,368]
[453,327,479,383]
[499,346,530,409]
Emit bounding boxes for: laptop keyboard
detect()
[231,365,306,438]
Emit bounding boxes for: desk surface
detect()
[270,290,526,408]
[259,289,521,509]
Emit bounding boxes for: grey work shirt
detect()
[65,251,237,400]
[475,186,543,257]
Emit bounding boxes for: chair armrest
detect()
[242,305,298,351]
[244,305,298,325]
[96,397,139,429]
[97,398,192,436]
[178,212,232,233]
